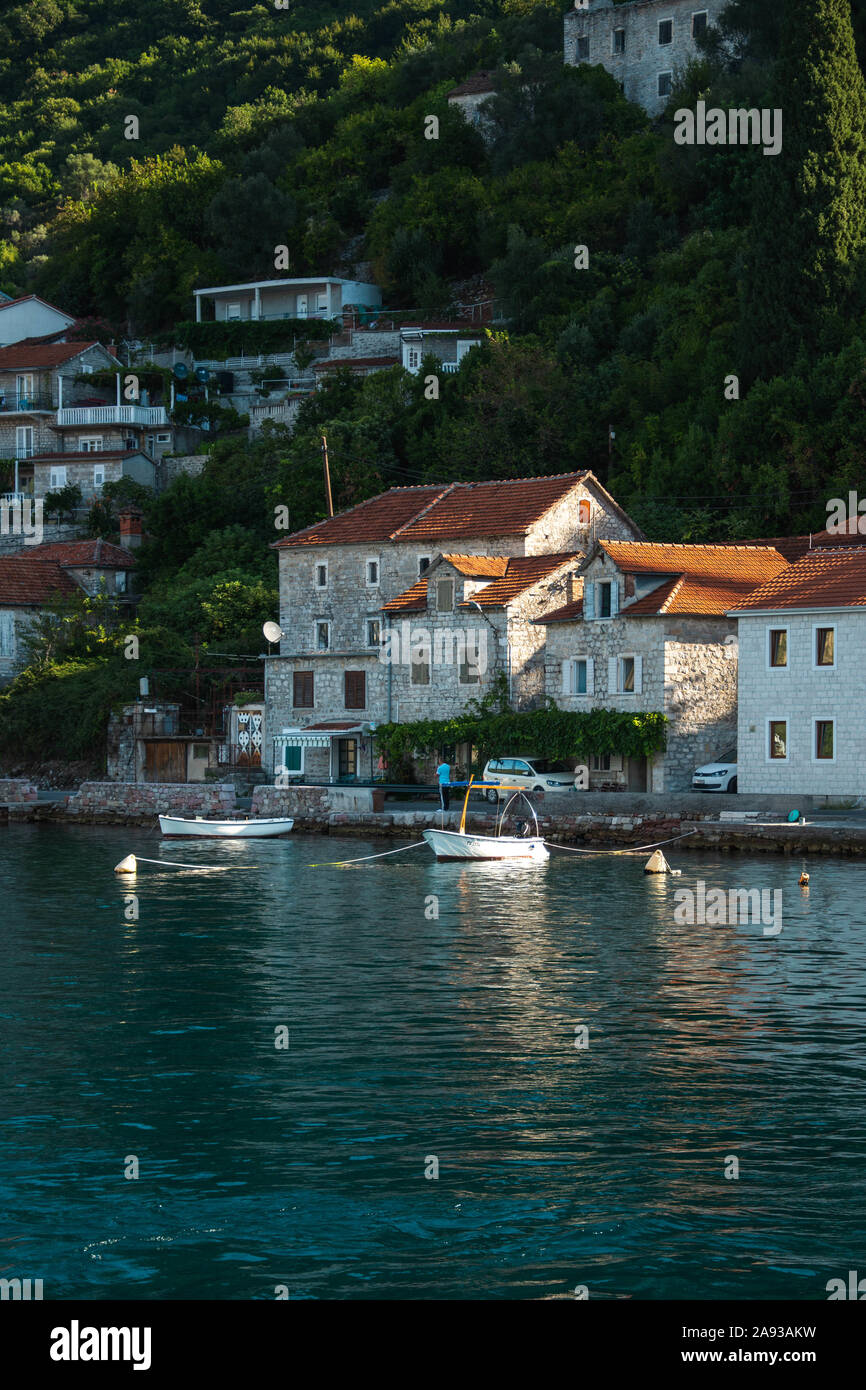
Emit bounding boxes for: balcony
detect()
[0,395,54,413]
[55,404,169,427]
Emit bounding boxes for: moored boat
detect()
[422,777,549,862]
[158,815,294,838]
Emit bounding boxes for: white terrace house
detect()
[265,471,643,782]
[400,323,486,375]
[564,0,727,116]
[0,294,75,347]
[538,541,789,792]
[729,548,866,797]
[193,277,383,324]
[0,341,168,499]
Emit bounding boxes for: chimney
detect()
[118,503,144,550]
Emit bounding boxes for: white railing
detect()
[56,405,168,426]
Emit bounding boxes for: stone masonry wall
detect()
[0,778,38,802]
[564,0,728,117]
[67,781,237,819]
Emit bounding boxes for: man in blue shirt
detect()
[435,759,451,811]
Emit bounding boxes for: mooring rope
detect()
[543,830,699,856]
[308,840,429,867]
[124,855,234,870]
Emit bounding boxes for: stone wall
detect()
[0,778,37,802]
[157,454,208,488]
[66,781,237,820]
[564,0,728,117]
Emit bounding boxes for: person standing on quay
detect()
[436,758,451,811]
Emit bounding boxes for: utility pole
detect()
[321,434,334,517]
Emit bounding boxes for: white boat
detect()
[158,815,294,839]
[423,778,549,862]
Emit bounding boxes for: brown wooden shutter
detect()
[345,670,366,709]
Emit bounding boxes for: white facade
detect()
[0,296,75,347]
[735,610,865,796]
[193,278,383,324]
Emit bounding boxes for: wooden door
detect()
[145,741,187,783]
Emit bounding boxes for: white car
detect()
[692,759,738,792]
[482,756,578,802]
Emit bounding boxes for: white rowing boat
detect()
[158,815,294,839]
[422,778,549,862]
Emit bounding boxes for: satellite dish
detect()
[173,362,189,379]
[262,621,283,644]
[195,366,210,383]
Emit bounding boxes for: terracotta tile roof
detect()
[0,341,102,369]
[0,558,78,606]
[27,539,136,569]
[441,554,509,577]
[624,575,769,616]
[728,547,866,612]
[460,553,580,607]
[600,540,789,582]
[735,532,866,562]
[535,597,584,624]
[447,70,495,97]
[381,578,429,613]
[305,721,365,731]
[0,294,69,315]
[395,473,590,541]
[32,449,146,462]
[274,473,591,549]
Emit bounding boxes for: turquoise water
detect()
[1,824,864,1300]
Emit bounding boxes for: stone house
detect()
[729,548,866,797]
[0,537,137,682]
[31,449,155,503]
[564,0,727,116]
[0,340,168,499]
[538,540,789,791]
[400,323,486,376]
[446,71,496,128]
[266,471,643,780]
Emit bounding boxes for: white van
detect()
[482,756,578,802]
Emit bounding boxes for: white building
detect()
[730,548,866,797]
[0,295,75,347]
[192,277,382,324]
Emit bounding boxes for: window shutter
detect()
[610,582,619,617]
[583,581,595,620]
[561,660,572,695]
[608,656,618,694]
[586,657,594,696]
[633,654,642,694]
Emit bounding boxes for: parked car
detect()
[482,756,578,802]
[692,754,737,792]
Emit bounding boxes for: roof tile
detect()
[0,558,79,606]
[729,547,866,611]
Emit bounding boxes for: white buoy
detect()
[114,854,137,874]
[644,850,671,874]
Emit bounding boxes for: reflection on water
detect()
[1,824,864,1300]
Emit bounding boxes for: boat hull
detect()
[423,828,549,861]
[158,816,294,839]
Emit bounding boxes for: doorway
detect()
[336,738,357,782]
[145,741,187,783]
[626,756,647,792]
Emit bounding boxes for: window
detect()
[769,720,788,760]
[49,466,67,489]
[93,464,105,488]
[613,28,626,54]
[315,621,330,651]
[406,347,421,371]
[79,437,103,452]
[116,571,127,594]
[124,437,137,451]
[598,580,613,618]
[658,71,673,96]
[769,628,788,668]
[692,11,708,39]
[366,619,380,647]
[366,558,379,587]
[418,556,431,577]
[345,671,366,709]
[658,18,673,44]
[815,626,835,668]
[226,303,241,320]
[577,499,591,525]
[459,657,481,685]
[293,671,314,707]
[815,719,835,761]
[315,561,328,588]
[512,761,532,776]
[591,754,611,772]
[156,432,171,444]
[620,656,635,693]
[576,36,589,61]
[0,613,14,658]
[437,579,454,612]
[411,656,430,685]
[563,658,590,695]
[81,364,93,374]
